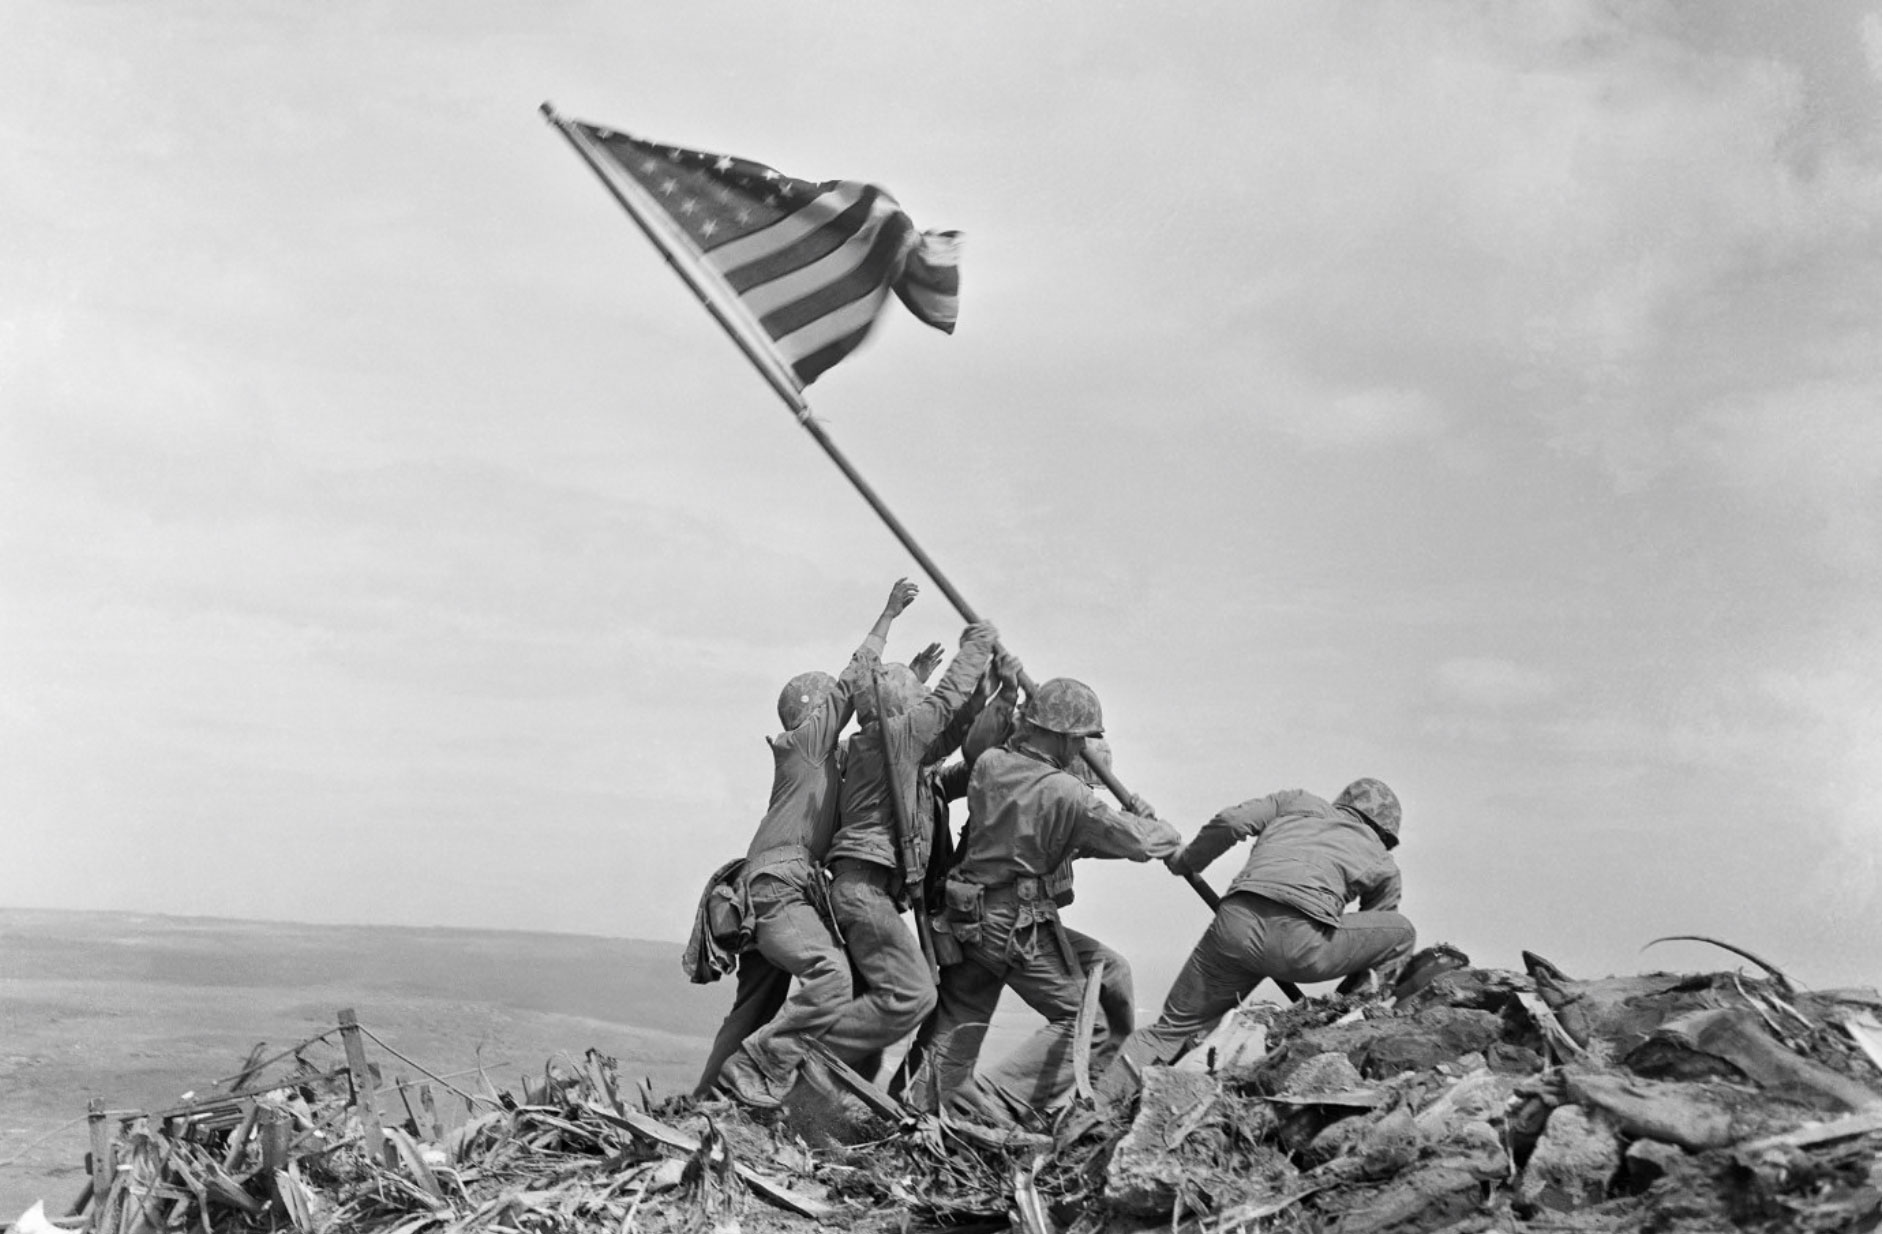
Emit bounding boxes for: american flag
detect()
[576,123,960,388]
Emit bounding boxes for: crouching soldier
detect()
[702,579,922,1108]
[1100,779,1415,1102]
[915,679,1180,1124]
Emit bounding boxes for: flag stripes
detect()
[757,213,913,339]
[574,122,958,389]
[721,187,888,293]
[780,297,887,385]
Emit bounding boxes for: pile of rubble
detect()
[17,945,1880,1234]
[1102,946,1879,1232]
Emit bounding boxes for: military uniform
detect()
[913,742,1180,1121]
[817,631,997,1072]
[697,635,883,1102]
[1103,787,1414,1099]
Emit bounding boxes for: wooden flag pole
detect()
[539,103,988,629]
[542,106,1260,953]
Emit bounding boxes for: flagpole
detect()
[540,102,989,627]
[542,106,1217,914]
[540,104,807,417]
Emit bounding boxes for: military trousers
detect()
[695,951,789,1094]
[697,874,852,1096]
[911,906,1131,1123]
[820,859,937,1077]
[1103,891,1414,1100]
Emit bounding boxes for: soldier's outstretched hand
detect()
[883,577,919,617]
[909,642,945,683]
[1126,794,1158,819]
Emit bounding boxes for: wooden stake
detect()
[260,1108,292,1219]
[419,1083,444,1141]
[85,1099,111,1231]
[336,1009,385,1164]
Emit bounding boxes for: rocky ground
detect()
[12,944,1880,1234]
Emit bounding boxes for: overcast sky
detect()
[2,2,1877,997]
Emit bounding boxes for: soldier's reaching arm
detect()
[910,621,999,755]
[1355,860,1403,914]
[1068,796,1183,863]
[1166,789,1305,876]
[832,578,920,716]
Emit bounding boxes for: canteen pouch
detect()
[942,877,985,947]
[926,915,965,967]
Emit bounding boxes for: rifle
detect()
[868,665,941,983]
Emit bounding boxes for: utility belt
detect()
[936,875,1078,971]
[724,846,843,948]
[744,843,818,885]
[829,855,911,910]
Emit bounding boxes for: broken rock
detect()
[1105,1067,1293,1216]
[1519,1104,1619,1211]
[1278,1007,1505,1081]
[1648,1007,1882,1112]
[1622,1136,1687,1191]
[1563,1066,1738,1151]
[1324,1165,1482,1234]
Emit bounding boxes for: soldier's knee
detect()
[1100,951,1133,994]
[906,983,939,1026]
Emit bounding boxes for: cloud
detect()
[1675,378,1881,545]
[1433,657,1561,709]
[1271,384,1449,450]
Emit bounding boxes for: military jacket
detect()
[825,636,995,885]
[744,634,885,868]
[951,744,1181,889]
[1170,789,1401,927]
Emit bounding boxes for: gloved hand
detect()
[993,647,1024,691]
[961,621,999,649]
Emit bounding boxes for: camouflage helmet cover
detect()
[858,663,927,722]
[1335,777,1402,846]
[1025,677,1104,738]
[777,671,837,730]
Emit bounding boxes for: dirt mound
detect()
[17,951,1880,1234]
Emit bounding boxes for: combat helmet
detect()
[857,663,927,722]
[1024,678,1104,738]
[777,671,837,730]
[1335,778,1402,848]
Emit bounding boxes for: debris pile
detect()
[20,950,1881,1234]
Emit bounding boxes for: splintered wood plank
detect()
[336,1009,386,1164]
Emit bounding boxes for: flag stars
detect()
[714,155,732,172]
[679,198,698,215]
[699,219,719,237]
[659,177,678,196]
